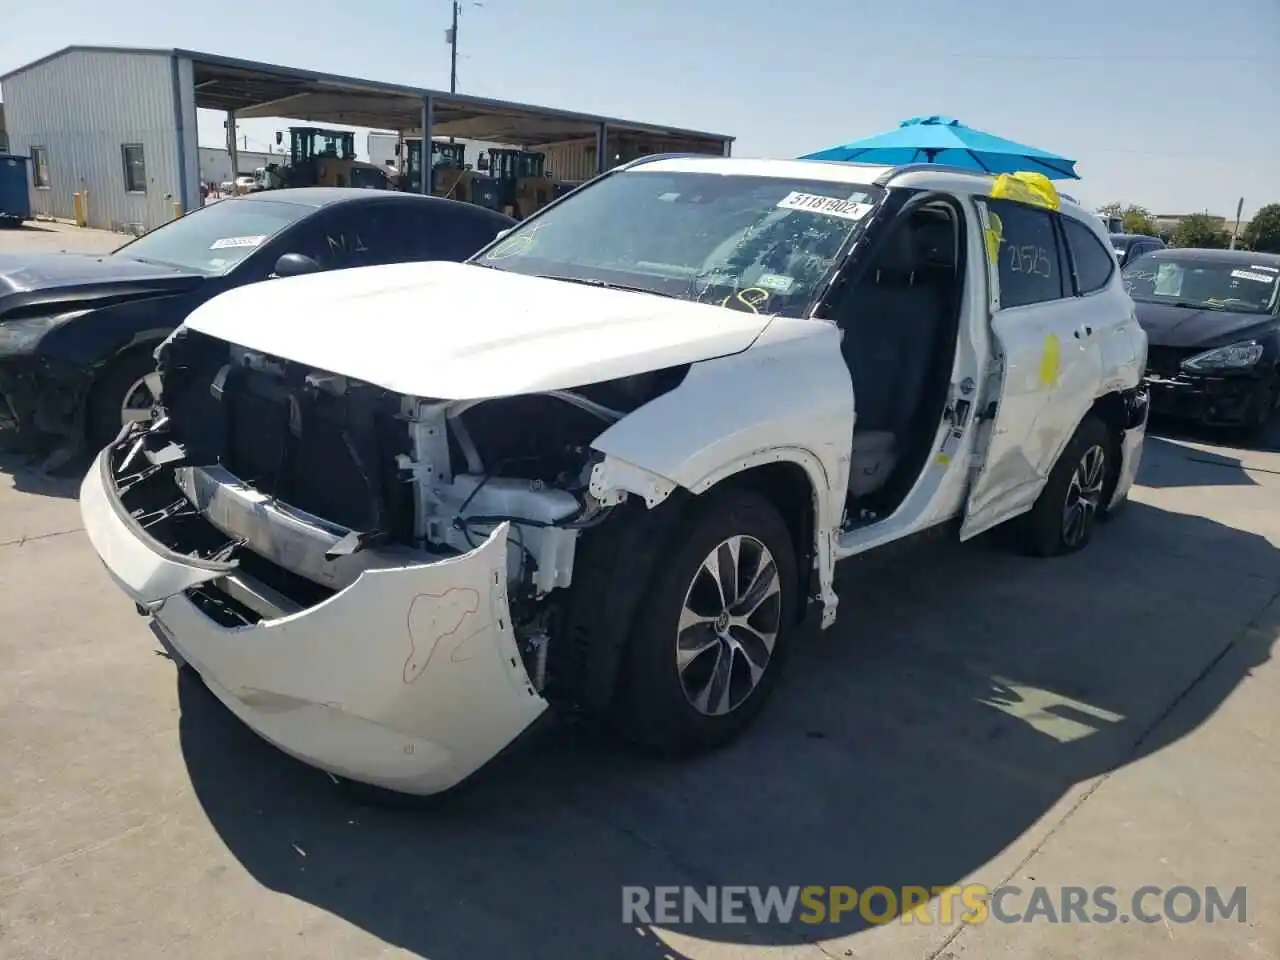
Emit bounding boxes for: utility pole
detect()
[1229,197,1244,250]
[448,0,459,94]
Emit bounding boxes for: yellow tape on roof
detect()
[990,171,1061,212]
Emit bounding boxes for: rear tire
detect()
[1016,416,1115,558]
[612,488,798,756]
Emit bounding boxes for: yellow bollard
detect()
[73,192,87,228]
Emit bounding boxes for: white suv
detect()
[80,156,1149,796]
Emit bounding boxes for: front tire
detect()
[86,350,162,452]
[1017,416,1115,558]
[613,488,798,755]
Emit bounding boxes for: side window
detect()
[279,208,370,270]
[393,205,511,263]
[363,204,453,264]
[434,211,512,261]
[1062,217,1116,295]
[986,199,1066,309]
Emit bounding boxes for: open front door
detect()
[959,197,1102,540]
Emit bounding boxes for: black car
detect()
[0,188,515,454]
[1125,247,1280,438]
[1110,232,1165,268]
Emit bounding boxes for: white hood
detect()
[182,261,775,399]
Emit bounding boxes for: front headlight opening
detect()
[1181,341,1265,372]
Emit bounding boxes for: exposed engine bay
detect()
[110,326,688,690]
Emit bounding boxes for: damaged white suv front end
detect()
[78,270,841,797]
[79,158,889,795]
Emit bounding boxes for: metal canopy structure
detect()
[182,48,731,151]
[0,45,733,219]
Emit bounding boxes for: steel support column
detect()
[421,96,435,194]
[595,122,608,176]
[225,109,239,186]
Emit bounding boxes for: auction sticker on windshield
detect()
[1232,269,1275,284]
[776,192,873,222]
[210,235,267,250]
[756,273,796,293]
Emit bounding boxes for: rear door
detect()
[960,197,1104,539]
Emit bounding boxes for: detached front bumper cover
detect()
[80,439,549,796]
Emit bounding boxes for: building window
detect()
[122,143,147,193]
[30,146,50,188]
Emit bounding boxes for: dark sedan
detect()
[0,188,515,454]
[1110,232,1165,268]
[1125,247,1280,439]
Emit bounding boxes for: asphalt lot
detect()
[1,221,1276,959]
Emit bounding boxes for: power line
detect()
[1086,147,1268,160]
[860,52,1269,62]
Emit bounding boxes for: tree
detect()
[1173,214,1229,249]
[1243,204,1280,253]
[1121,205,1156,236]
[1096,202,1156,235]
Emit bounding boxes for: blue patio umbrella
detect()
[800,116,1079,181]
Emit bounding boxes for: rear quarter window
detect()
[987,198,1067,309]
[1062,216,1116,295]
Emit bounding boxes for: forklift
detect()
[483,148,556,219]
[394,139,502,211]
[268,127,392,190]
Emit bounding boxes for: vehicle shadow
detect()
[1148,412,1280,454]
[0,444,86,499]
[175,492,1280,958]
[6,221,62,233]
[1137,435,1262,489]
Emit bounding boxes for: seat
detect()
[841,219,949,497]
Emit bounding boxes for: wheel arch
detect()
[698,459,820,625]
[1084,386,1144,505]
[80,334,167,444]
[552,452,832,717]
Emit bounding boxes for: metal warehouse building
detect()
[0,45,734,232]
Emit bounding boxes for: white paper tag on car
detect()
[756,273,795,293]
[776,192,873,222]
[1231,269,1274,283]
[210,235,267,250]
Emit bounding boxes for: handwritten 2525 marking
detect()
[1008,244,1052,279]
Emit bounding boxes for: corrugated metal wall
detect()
[542,140,597,184]
[542,133,730,184]
[2,49,184,232]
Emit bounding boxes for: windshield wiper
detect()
[546,275,681,299]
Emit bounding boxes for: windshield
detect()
[112,198,308,275]
[1122,255,1280,314]
[475,169,884,318]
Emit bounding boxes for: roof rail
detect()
[618,152,708,171]
[873,162,990,186]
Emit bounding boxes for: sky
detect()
[1,0,1277,218]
